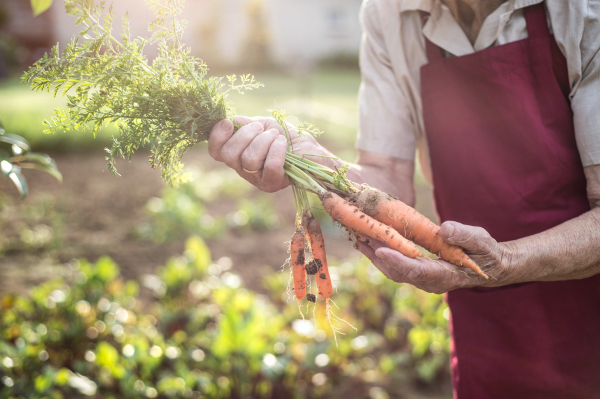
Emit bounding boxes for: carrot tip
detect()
[297,298,306,321]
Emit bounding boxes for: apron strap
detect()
[524,2,570,98]
[420,11,444,62]
[524,3,550,39]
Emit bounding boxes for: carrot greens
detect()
[22,0,261,185]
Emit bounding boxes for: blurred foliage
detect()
[30,0,53,16]
[0,193,62,257]
[137,167,280,243]
[317,53,359,71]
[0,237,450,398]
[242,0,273,70]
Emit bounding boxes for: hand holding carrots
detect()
[356,221,515,294]
[208,116,333,193]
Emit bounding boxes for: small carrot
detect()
[290,230,306,305]
[353,187,487,278]
[302,214,332,300]
[319,192,422,259]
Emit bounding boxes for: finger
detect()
[440,221,494,254]
[357,242,399,281]
[220,122,264,170]
[241,129,280,172]
[374,247,424,281]
[234,115,285,133]
[366,238,388,251]
[375,247,458,283]
[356,241,377,259]
[208,119,234,162]
[260,135,288,192]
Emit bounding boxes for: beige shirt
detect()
[356,0,600,182]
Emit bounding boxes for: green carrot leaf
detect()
[31,0,53,16]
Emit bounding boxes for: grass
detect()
[0,69,361,158]
[0,79,116,152]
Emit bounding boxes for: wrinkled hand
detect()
[208,116,326,193]
[357,221,515,294]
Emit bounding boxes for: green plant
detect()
[0,238,286,398]
[0,123,62,199]
[136,166,280,243]
[23,0,261,186]
[1,238,451,399]
[0,193,63,257]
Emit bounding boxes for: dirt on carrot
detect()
[305,259,319,275]
[320,192,423,259]
[352,187,487,278]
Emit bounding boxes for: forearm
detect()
[320,150,416,206]
[502,165,600,284]
[504,207,600,283]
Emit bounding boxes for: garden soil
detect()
[0,148,370,295]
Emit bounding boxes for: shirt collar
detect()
[398,0,542,13]
[399,0,544,56]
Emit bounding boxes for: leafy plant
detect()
[136,166,282,243]
[1,239,451,399]
[0,123,62,199]
[23,0,261,186]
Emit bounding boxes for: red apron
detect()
[420,3,600,398]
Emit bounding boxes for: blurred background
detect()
[0,1,448,398]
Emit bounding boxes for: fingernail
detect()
[251,122,263,132]
[220,119,231,131]
[446,223,455,238]
[277,135,287,142]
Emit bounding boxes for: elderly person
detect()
[208,0,600,397]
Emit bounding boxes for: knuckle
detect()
[263,184,280,194]
[220,147,236,165]
[241,148,256,165]
[475,226,491,238]
[261,183,276,193]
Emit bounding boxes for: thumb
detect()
[439,221,495,254]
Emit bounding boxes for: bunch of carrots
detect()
[274,113,487,339]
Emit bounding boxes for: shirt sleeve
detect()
[552,0,600,167]
[355,0,416,161]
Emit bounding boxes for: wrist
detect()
[490,240,529,286]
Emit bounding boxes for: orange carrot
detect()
[302,214,332,299]
[353,187,487,278]
[303,212,356,346]
[320,192,422,259]
[290,230,306,304]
